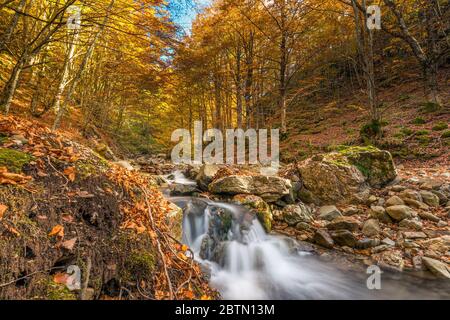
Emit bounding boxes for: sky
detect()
[167,0,211,34]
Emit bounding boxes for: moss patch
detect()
[432,122,448,131]
[122,251,155,282]
[441,130,450,139]
[44,279,77,300]
[0,148,32,173]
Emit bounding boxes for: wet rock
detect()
[385,205,414,221]
[330,230,357,247]
[421,257,450,279]
[385,195,404,207]
[373,250,404,272]
[369,206,392,223]
[233,194,272,232]
[412,255,422,270]
[196,164,220,190]
[318,205,342,221]
[296,222,314,232]
[169,183,199,196]
[419,191,440,207]
[313,229,334,249]
[282,203,313,226]
[403,231,427,239]
[362,219,381,237]
[326,216,360,231]
[418,211,440,222]
[209,175,291,203]
[399,218,423,231]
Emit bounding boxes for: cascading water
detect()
[167,173,450,300]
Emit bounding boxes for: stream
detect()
[165,171,450,300]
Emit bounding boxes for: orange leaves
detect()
[63,166,76,182]
[0,204,7,220]
[0,167,32,185]
[48,224,65,238]
[53,272,70,285]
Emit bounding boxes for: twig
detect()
[140,187,175,300]
[0,266,65,288]
[46,156,70,186]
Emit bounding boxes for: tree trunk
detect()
[0,53,26,114]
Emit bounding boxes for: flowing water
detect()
[166,172,450,300]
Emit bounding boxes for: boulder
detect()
[330,230,357,247]
[297,155,369,205]
[282,203,313,226]
[209,175,291,203]
[233,194,272,232]
[169,183,199,196]
[196,164,220,190]
[313,229,334,249]
[422,257,450,279]
[403,231,427,239]
[419,190,440,207]
[385,195,404,207]
[326,216,360,231]
[362,219,381,237]
[385,205,415,221]
[403,198,429,210]
[166,202,183,241]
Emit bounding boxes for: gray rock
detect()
[372,244,390,253]
[356,238,381,249]
[399,218,423,230]
[403,231,427,239]
[399,189,422,202]
[282,203,313,226]
[419,190,440,207]
[296,222,314,231]
[385,195,404,207]
[368,206,392,223]
[381,237,396,246]
[431,190,447,205]
[318,205,342,221]
[209,175,291,202]
[342,206,361,216]
[169,183,199,196]
[418,211,440,222]
[326,216,360,231]
[362,219,381,237]
[196,164,220,190]
[386,205,415,221]
[313,229,334,249]
[403,198,429,210]
[331,230,357,247]
[437,220,447,227]
[422,257,450,279]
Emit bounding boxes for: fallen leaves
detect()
[48,224,65,238]
[0,166,32,185]
[0,204,7,220]
[63,167,76,182]
[61,237,77,251]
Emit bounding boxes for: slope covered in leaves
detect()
[0,115,215,300]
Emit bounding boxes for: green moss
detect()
[360,120,383,139]
[0,133,7,145]
[416,135,431,144]
[412,117,426,124]
[420,102,440,113]
[400,127,414,136]
[432,122,448,131]
[122,251,155,282]
[441,130,450,139]
[415,130,429,136]
[0,148,32,173]
[45,279,77,300]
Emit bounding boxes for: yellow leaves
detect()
[0,204,7,220]
[4,225,20,236]
[63,167,76,182]
[181,244,189,252]
[49,224,65,238]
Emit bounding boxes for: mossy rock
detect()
[233,194,272,232]
[324,145,396,187]
[122,251,155,282]
[0,147,32,173]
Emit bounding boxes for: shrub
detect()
[412,117,426,125]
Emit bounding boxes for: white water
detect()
[168,173,450,300]
[165,170,197,186]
